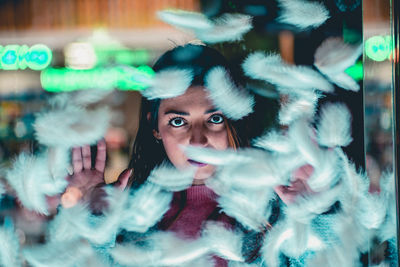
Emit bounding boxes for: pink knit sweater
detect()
[159,185,235,266]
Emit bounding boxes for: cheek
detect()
[159,129,187,167]
[208,128,229,149]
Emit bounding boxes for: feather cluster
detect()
[1,6,396,267]
[277,0,330,29]
[204,66,255,120]
[157,10,252,44]
[4,90,111,215]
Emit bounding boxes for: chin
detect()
[194,168,214,180]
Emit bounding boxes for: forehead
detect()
[159,86,215,111]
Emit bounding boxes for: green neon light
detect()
[345,61,363,81]
[365,35,391,62]
[96,49,149,66]
[40,65,154,92]
[0,44,52,70]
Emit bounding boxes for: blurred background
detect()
[0,0,397,263]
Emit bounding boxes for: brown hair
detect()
[226,119,240,149]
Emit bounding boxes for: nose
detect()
[189,123,208,146]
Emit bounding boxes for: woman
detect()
[64,44,312,265]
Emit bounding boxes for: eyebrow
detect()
[164,108,219,116]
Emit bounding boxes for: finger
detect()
[95,139,107,172]
[113,169,133,190]
[82,145,92,170]
[72,147,83,173]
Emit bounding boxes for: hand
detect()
[61,139,107,208]
[61,139,133,213]
[274,164,315,204]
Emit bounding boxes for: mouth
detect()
[188,159,207,167]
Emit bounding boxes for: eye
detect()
[208,114,224,124]
[169,117,186,127]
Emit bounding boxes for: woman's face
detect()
[155,86,229,183]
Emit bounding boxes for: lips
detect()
[188,159,207,167]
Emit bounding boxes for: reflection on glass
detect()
[363,0,397,265]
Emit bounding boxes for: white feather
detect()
[180,256,215,267]
[0,217,20,267]
[285,182,343,222]
[0,181,5,199]
[157,10,212,31]
[325,214,367,266]
[147,163,195,191]
[202,222,244,262]
[306,149,341,192]
[182,145,252,166]
[5,153,68,215]
[314,38,362,74]
[158,10,252,43]
[278,93,319,125]
[277,0,330,29]
[69,89,113,107]
[356,192,386,230]
[141,68,193,100]
[47,204,88,243]
[242,52,333,92]
[280,219,323,258]
[47,147,70,181]
[213,187,276,231]
[184,145,292,188]
[109,242,162,266]
[317,103,353,148]
[205,66,254,120]
[288,118,323,167]
[229,262,259,267]
[308,243,361,267]
[216,153,281,188]
[34,105,110,147]
[121,183,173,233]
[277,86,322,100]
[327,72,360,91]
[83,186,130,244]
[23,239,98,267]
[262,215,326,267]
[196,13,253,44]
[49,89,112,108]
[334,149,376,253]
[378,172,397,242]
[314,38,362,91]
[261,219,293,267]
[252,129,294,153]
[111,231,210,266]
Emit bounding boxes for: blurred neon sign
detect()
[0,44,52,70]
[365,35,391,62]
[40,65,154,92]
[344,61,363,81]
